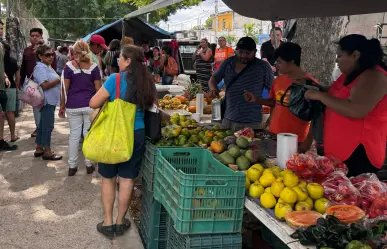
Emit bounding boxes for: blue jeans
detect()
[36,104,56,148]
[33,107,41,129]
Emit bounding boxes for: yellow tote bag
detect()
[83,73,136,164]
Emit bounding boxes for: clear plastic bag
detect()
[321,171,361,206]
[234,128,255,140]
[363,215,387,246]
[350,173,386,214]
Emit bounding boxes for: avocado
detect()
[219,151,235,165]
[236,137,249,149]
[236,155,250,171]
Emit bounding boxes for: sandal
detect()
[115,218,131,237]
[0,140,17,151]
[97,221,115,240]
[34,151,44,157]
[42,154,63,161]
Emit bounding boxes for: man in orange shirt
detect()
[244,42,316,152]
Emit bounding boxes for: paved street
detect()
[0,106,143,249]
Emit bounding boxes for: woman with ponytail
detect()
[90,45,156,239]
[305,34,387,176]
[60,40,102,176]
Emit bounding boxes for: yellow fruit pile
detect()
[159,95,188,110]
[246,166,330,219]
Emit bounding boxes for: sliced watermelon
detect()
[325,205,365,223]
[285,211,322,228]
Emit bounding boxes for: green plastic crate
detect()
[139,180,168,249]
[141,141,199,192]
[153,148,245,234]
[167,216,242,249]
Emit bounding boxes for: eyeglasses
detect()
[44,53,55,57]
[117,58,120,64]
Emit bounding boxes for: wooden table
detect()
[244,198,316,249]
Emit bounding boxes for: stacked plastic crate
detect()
[153,147,246,249]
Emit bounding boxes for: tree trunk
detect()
[293,17,346,86]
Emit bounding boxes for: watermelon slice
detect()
[325,205,365,223]
[285,211,322,228]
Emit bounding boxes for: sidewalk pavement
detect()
[0,106,144,249]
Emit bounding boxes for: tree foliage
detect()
[243,23,259,43]
[204,17,213,29]
[222,33,237,45]
[27,0,202,39]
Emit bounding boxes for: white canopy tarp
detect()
[124,0,183,19]
[222,0,387,20]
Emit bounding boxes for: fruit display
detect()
[365,218,387,247]
[216,134,267,171]
[321,171,361,206]
[326,205,366,224]
[286,153,348,182]
[350,173,387,217]
[158,94,189,110]
[247,166,330,219]
[234,127,255,141]
[183,81,202,101]
[290,215,371,249]
[285,210,322,228]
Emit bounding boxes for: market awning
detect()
[82,17,171,45]
[124,0,184,19]
[222,0,387,20]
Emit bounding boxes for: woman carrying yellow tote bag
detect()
[88,45,157,239]
[83,73,136,164]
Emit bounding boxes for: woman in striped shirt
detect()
[193,38,213,91]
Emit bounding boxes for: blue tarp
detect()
[81,17,171,44]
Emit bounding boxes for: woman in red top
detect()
[305,34,387,176]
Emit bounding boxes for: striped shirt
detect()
[213,57,273,123]
[195,49,213,91]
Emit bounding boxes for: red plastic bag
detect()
[325,155,348,175]
[350,173,386,214]
[321,171,361,206]
[286,153,316,181]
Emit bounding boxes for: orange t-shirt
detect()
[214,47,234,70]
[268,74,318,142]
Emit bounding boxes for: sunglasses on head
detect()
[43,52,55,57]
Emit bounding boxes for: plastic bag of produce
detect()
[286,153,317,181]
[234,127,255,140]
[363,215,387,245]
[321,171,361,206]
[367,185,387,219]
[325,155,348,175]
[350,173,386,214]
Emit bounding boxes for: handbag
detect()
[221,60,254,119]
[83,73,136,164]
[144,103,161,142]
[19,67,44,109]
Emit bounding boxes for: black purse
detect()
[0,90,7,112]
[221,61,254,119]
[144,104,161,142]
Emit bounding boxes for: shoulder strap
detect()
[115,73,121,99]
[226,60,254,91]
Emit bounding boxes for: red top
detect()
[324,66,387,168]
[20,45,57,82]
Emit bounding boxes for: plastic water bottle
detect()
[211,98,221,121]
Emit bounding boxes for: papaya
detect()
[285,211,322,228]
[210,141,226,153]
[325,205,365,223]
[175,95,186,102]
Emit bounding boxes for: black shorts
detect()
[344,144,379,177]
[98,129,145,179]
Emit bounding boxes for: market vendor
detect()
[305,34,387,177]
[208,37,273,132]
[244,42,317,152]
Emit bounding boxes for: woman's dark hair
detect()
[338,34,387,85]
[162,45,172,56]
[109,39,121,51]
[274,42,302,66]
[121,45,155,110]
[153,46,160,53]
[35,44,52,61]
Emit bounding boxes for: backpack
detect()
[164,56,178,76]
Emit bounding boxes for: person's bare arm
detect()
[200,49,212,62]
[305,69,387,118]
[299,127,314,153]
[40,78,60,90]
[15,70,21,89]
[90,86,110,109]
[94,80,102,91]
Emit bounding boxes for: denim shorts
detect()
[98,129,145,179]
